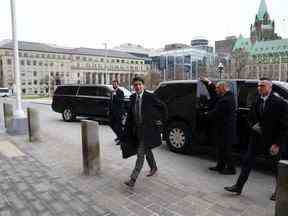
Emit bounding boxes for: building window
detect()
[7,59,12,65]
[27,60,31,65]
[116,59,120,63]
[20,60,25,65]
[39,61,43,66]
[24,53,28,57]
[50,62,54,66]
[33,71,37,76]
[22,89,26,94]
[34,80,38,85]
[101,58,104,62]
[33,60,37,66]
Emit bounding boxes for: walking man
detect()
[110,79,125,144]
[206,81,237,175]
[224,78,288,200]
[124,76,167,187]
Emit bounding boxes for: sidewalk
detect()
[1,125,276,216]
[0,134,112,216]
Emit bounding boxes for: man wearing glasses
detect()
[224,78,288,201]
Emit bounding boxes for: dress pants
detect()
[236,131,279,189]
[130,126,157,181]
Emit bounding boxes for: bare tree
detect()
[232,48,249,79]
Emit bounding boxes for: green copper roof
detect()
[257,0,268,20]
[251,39,288,55]
[233,35,252,51]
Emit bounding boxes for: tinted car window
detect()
[155,83,196,103]
[54,86,78,95]
[238,85,257,107]
[78,86,111,97]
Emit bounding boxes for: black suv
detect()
[154,80,288,156]
[52,84,131,121]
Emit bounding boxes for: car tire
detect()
[62,107,76,122]
[166,121,192,153]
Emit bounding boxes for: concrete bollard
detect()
[275,160,288,216]
[81,120,101,175]
[3,103,13,129]
[27,107,40,142]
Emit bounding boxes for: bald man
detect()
[224,78,288,201]
[206,81,237,175]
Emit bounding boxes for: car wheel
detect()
[62,107,76,122]
[166,122,192,153]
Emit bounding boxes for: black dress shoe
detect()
[209,166,223,172]
[270,192,276,201]
[146,168,158,177]
[124,179,135,187]
[220,167,236,175]
[224,185,242,195]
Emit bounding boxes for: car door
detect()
[76,86,104,116]
[236,81,258,154]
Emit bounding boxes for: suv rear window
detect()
[78,86,111,97]
[54,86,78,95]
[155,83,196,103]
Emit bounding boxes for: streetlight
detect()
[217,62,224,79]
[8,0,27,134]
[103,42,108,84]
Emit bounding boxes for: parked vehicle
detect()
[51,84,131,121]
[154,79,288,157]
[0,88,11,97]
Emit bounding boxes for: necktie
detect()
[135,95,142,124]
[260,98,265,115]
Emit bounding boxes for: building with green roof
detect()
[228,0,288,80]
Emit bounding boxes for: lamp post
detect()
[7,0,27,135]
[102,42,108,84]
[217,62,224,79]
[10,0,25,118]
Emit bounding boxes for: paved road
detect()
[2,100,276,215]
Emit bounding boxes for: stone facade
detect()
[220,0,288,81]
[0,40,151,95]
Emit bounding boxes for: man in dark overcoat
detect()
[110,79,125,144]
[206,81,237,175]
[124,76,167,187]
[224,78,288,200]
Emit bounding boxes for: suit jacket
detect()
[123,90,168,150]
[248,93,288,149]
[207,91,237,146]
[110,88,124,117]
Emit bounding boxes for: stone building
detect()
[219,0,288,80]
[0,40,151,95]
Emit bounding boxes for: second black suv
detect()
[52,84,131,121]
[154,79,288,156]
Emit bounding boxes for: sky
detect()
[0,0,287,49]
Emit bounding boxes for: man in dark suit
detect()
[110,80,125,144]
[124,76,167,187]
[206,81,237,175]
[224,78,288,201]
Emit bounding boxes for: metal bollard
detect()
[275,160,288,216]
[81,120,101,175]
[27,107,40,142]
[0,103,5,132]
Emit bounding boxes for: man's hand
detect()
[270,144,280,156]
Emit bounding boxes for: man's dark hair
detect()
[132,76,144,84]
[112,79,119,84]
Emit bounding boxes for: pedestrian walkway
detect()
[0,137,112,216]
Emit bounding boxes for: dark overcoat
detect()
[124,90,168,150]
[248,93,288,153]
[110,88,125,118]
[207,91,237,147]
